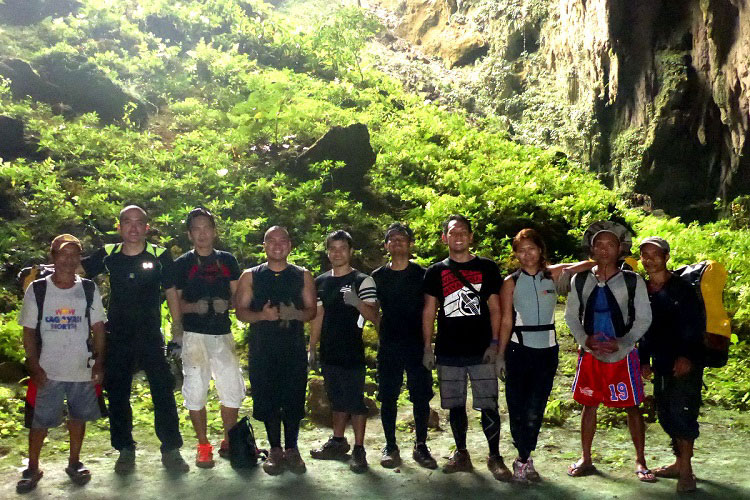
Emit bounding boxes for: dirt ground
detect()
[1,390,749,500]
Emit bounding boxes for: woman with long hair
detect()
[498,228,592,482]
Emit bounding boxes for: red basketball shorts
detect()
[571,348,644,408]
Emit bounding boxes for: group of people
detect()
[17,206,706,494]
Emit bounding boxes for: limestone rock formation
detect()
[371,0,750,220]
[375,0,488,68]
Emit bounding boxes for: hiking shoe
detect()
[161,449,190,473]
[350,445,368,473]
[512,457,529,482]
[488,455,512,482]
[195,443,215,469]
[525,457,540,481]
[310,437,350,460]
[263,447,285,475]
[284,447,307,474]
[380,444,401,468]
[413,443,438,469]
[218,439,230,459]
[443,449,472,473]
[114,447,136,475]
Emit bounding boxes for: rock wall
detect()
[371,0,750,221]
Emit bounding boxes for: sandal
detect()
[65,461,92,486]
[653,464,680,478]
[16,468,43,494]
[636,468,657,482]
[567,461,597,477]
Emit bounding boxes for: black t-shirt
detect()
[82,243,176,333]
[372,262,425,359]
[640,275,705,374]
[423,257,502,365]
[248,263,306,339]
[315,269,377,368]
[174,250,241,335]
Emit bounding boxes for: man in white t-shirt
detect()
[16,234,106,494]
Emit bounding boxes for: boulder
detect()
[34,53,153,125]
[0,0,81,26]
[0,362,27,383]
[307,377,332,427]
[0,116,47,161]
[0,58,64,104]
[439,32,488,68]
[427,408,441,430]
[0,56,153,126]
[295,123,377,192]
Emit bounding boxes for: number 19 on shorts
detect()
[608,382,629,402]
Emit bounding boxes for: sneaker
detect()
[413,443,438,469]
[161,449,190,473]
[263,447,285,475]
[380,444,401,468]
[218,440,230,459]
[443,449,472,473]
[310,436,350,460]
[195,443,215,469]
[525,457,540,481]
[350,445,368,473]
[114,447,136,475]
[284,447,307,474]
[488,455,512,482]
[512,457,528,482]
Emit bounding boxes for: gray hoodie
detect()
[565,267,652,363]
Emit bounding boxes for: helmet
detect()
[582,220,634,257]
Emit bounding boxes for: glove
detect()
[482,345,498,364]
[212,298,230,314]
[343,288,362,308]
[279,302,306,322]
[495,355,506,381]
[422,344,435,370]
[308,349,319,371]
[193,299,210,315]
[170,321,184,341]
[166,340,182,360]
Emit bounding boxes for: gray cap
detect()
[639,236,670,254]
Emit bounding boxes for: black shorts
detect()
[654,368,703,441]
[322,364,368,415]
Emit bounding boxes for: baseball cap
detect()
[50,234,82,253]
[639,236,670,254]
[582,220,634,256]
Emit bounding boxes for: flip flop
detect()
[567,461,597,477]
[65,462,91,486]
[653,465,680,478]
[16,468,43,494]
[636,468,657,482]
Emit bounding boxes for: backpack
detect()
[228,416,266,468]
[17,264,55,295]
[673,261,732,368]
[574,270,638,333]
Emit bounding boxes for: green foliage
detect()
[0,0,749,412]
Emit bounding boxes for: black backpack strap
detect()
[574,272,587,322]
[443,258,481,296]
[32,278,47,349]
[622,271,637,331]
